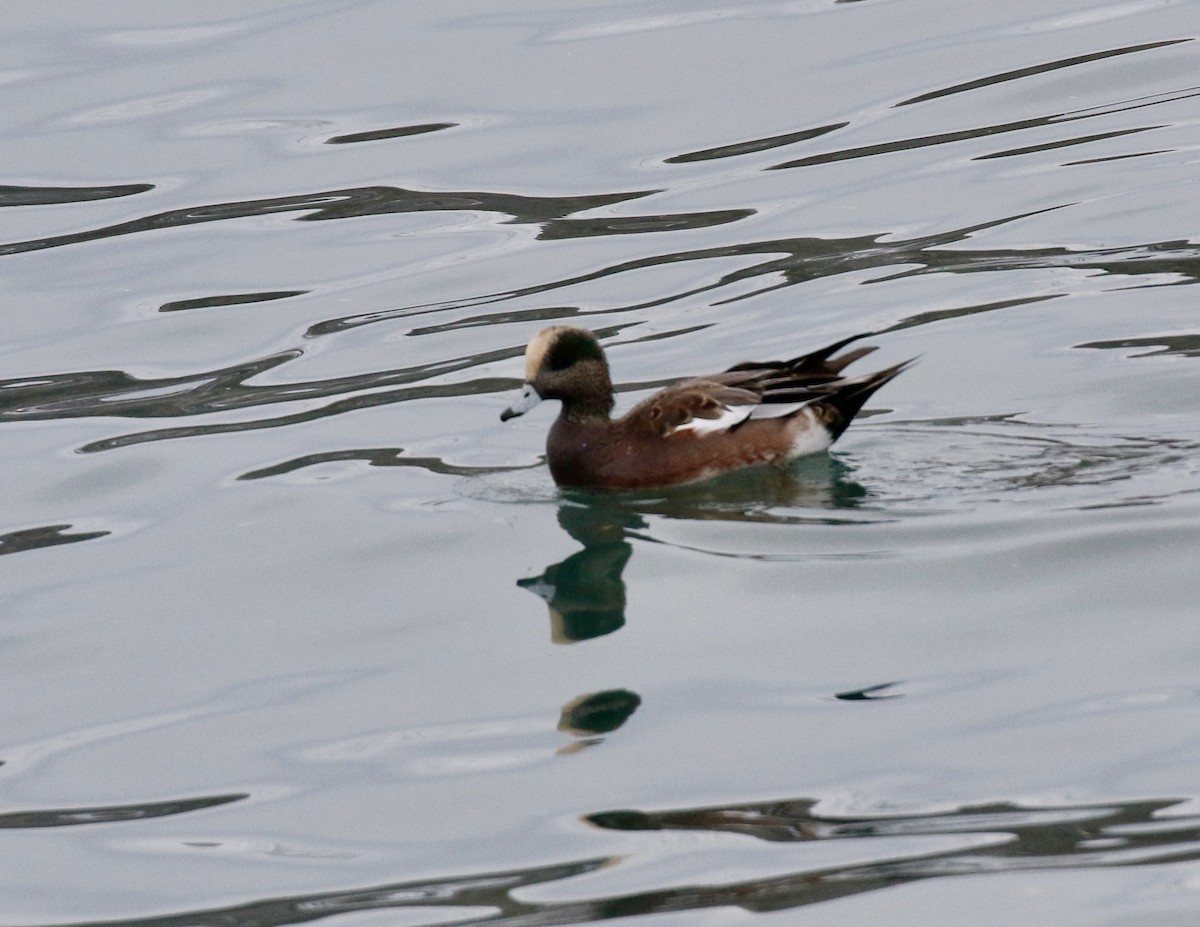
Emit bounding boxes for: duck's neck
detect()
[547,357,614,424]
[560,394,613,424]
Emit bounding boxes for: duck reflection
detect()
[559,688,642,736]
[518,501,642,643]
[557,688,643,754]
[518,457,870,644]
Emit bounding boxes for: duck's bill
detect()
[500,383,542,421]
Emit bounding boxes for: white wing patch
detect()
[667,399,834,458]
[669,404,753,436]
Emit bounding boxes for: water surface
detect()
[2,1,1200,924]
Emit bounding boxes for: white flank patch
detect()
[669,404,752,436]
[787,406,834,457]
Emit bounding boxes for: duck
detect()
[500,326,910,490]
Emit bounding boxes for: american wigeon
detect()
[501,326,910,490]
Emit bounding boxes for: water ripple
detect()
[26,795,1200,927]
[0,793,246,829]
[0,187,659,257]
[894,39,1191,106]
[0,184,154,207]
[0,524,109,556]
[313,219,1200,339]
[325,122,458,145]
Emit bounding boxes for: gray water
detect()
[3,2,1200,924]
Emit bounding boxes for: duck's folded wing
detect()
[626,381,762,437]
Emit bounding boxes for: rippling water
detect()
[3,2,1200,924]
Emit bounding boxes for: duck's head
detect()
[501,326,614,422]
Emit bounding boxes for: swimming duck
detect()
[501,326,909,490]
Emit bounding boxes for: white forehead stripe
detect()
[524,327,565,380]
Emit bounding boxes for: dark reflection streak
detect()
[0,186,658,257]
[0,352,301,420]
[772,89,1199,169]
[710,276,794,306]
[318,244,789,334]
[879,295,1063,332]
[0,793,246,829]
[0,183,154,207]
[774,117,1055,168]
[0,525,109,556]
[665,123,849,163]
[896,39,1192,107]
[1112,279,1197,293]
[411,311,707,345]
[1076,334,1200,358]
[406,306,593,336]
[606,324,715,348]
[31,796,1200,927]
[537,209,755,241]
[533,207,1062,303]
[311,230,890,335]
[79,378,516,453]
[318,207,1200,339]
[1077,86,1196,119]
[974,125,1162,160]
[0,345,525,422]
[835,682,902,701]
[316,207,1064,336]
[1069,84,1200,116]
[1066,149,1171,166]
[160,290,307,312]
[882,239,1200,286]
[589,795,1184,847]
[25,858,615,927]
[326,122,457,144]
[238,447,538,481]
[306,302,465,337]
[629,532,893,555]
